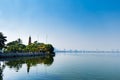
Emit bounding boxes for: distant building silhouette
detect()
[28,36,32,45]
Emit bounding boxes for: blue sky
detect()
[0,0,120,50]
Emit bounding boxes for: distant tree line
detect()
[0,32,54,54]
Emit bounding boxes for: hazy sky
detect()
[0,0,120,50]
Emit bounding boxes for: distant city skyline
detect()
[0,0,120,50]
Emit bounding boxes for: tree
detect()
[6,39,26,53]
[44,44,54,53]
[25,41,42,52]
[5,37,54,54]
[37,44,54,53]
[17,38,22,44]
[0,32,7,50]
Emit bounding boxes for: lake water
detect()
[1,53,120,80]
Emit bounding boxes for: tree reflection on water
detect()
[6,54,55,73]
[0,63,5,80]
[0,53,55,80]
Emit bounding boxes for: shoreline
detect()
[0,55,53,61]
[0,52,54,58]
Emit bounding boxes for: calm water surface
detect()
[1,53,120,80]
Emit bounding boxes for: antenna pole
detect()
[37,35,39,42]
[46,34,48,44]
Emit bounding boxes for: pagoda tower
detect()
[28,36,31,45]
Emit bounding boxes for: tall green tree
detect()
[0,32,7,50]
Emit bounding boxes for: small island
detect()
[0,32,55,58]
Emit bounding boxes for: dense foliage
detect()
[0,32,7,50]
[0,32,54,53]
[5,39,54,53]
[6,39,26,53]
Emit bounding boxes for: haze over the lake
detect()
[0,0,120,50]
